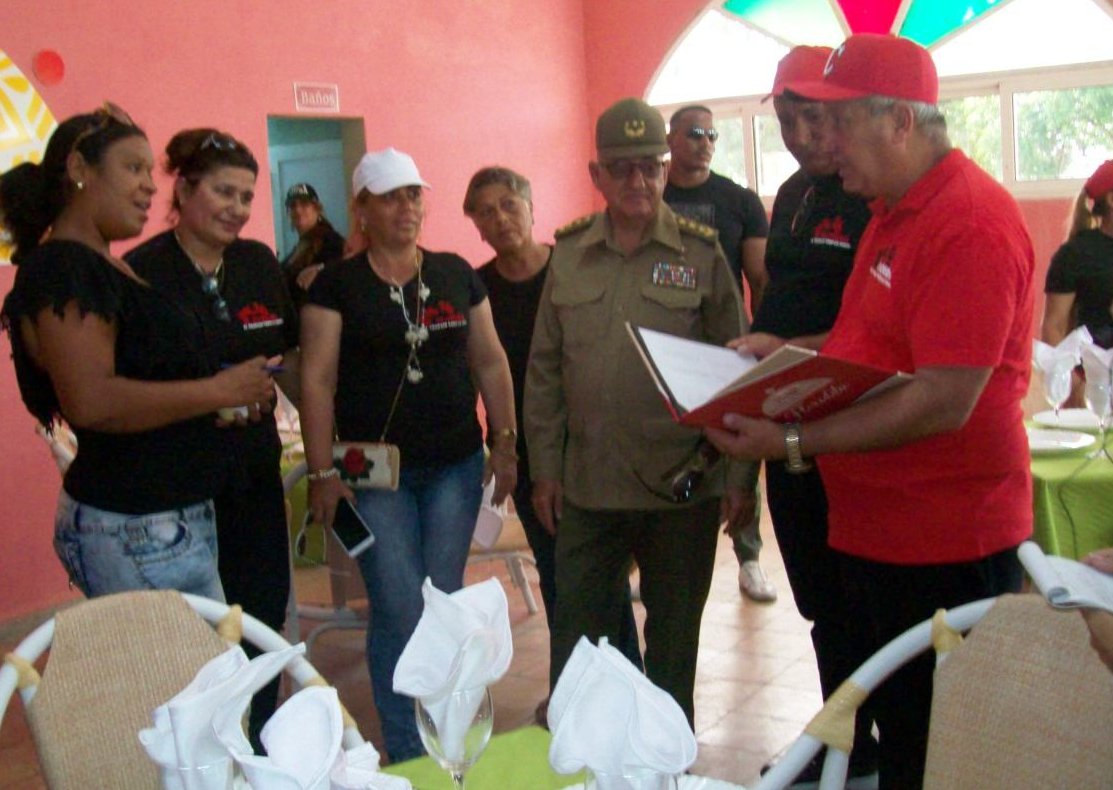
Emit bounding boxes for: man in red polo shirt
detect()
[707,34,1034,788]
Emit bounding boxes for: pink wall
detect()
[0,0,595,621]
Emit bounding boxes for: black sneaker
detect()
[761,748,878,789]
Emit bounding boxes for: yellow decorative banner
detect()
[0,50,57,264]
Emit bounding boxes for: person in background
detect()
[739,46,878,784]
[300,147,516,762]
[526,98,755,729]
[0,106,274,603]
[125,128,298,747]
[664,104,775,604]
[281,182,345,311]
[462,166,643,726]
[1042,159,1113,404]
[707,35,1034,788]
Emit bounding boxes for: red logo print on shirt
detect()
[236,302,283,329]
[810,216,852,249]
[423,300,467,331]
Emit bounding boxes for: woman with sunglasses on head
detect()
[124,128,299,746]
[300,147,516,763]
[0,106,275,603]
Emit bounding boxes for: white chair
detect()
[752,594,1113,790]
[0,589,362,790]
[467,510,540,615]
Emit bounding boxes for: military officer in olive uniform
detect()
[525,97,756,726]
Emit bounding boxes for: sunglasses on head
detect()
[200,132,241,152]
[70,101,136,156]
[686,127,719,143]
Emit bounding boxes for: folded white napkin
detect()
[329,742,413,790]
[1034,327,1092,407]
[139,644,305,790]
[1081,342,1113,417]
[393,578,512,761]
[548,637,696,787]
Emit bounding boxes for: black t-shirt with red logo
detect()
[753,170,871,339]
[308,249,486,466]
[126,231,298,482]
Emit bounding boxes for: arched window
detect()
[649,0,1113,197]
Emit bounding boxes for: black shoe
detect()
[761,747,878,789]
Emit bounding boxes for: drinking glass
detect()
[1043,357,1074,421]
[584,767,680,790]
[415,686,493,790]
[1082,362,1113,461]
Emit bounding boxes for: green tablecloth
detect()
[1031,438,1113,559]
[383,726,582,789]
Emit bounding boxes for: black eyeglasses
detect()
[200,275,231,322]
[70,101,135,156]
[200,132,240,152]
[601,158,666,181]
[790,185,816,237]
[686,126,719,143]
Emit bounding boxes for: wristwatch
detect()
[783,423,813,474]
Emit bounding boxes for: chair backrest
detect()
[923,594,1113,789]
[1,589,363,790]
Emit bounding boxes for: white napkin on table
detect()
[1081,342,1113,416]
[1034,327,1092,404]
[392,578,513,762]
[548,637,696,788]
[139,644,305,790]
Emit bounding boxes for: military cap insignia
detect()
[554,214,594,239]
[676,215,717,242]
[624,119,646,138]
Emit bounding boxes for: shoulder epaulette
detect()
[675,215,718,242]
[554,214,595,239]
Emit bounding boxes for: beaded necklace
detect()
[370,250,429,383]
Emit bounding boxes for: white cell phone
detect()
[331,498,375,557]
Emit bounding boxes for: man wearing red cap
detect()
[732,44,877,785]
[708,34,1035,788]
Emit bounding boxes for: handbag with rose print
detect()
[331,442,401,490]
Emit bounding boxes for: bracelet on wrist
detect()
[783,423,813,475]
[306,467,340,482]
[490,427,517,444]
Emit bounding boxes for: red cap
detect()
[791,34,939,105]
[1084,160,1113,201]
[763,46,833,102]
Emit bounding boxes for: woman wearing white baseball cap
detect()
[299,147,517,762]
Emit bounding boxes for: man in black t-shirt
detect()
[665,105,775,604]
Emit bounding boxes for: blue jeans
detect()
[53,490,225,601]
[354,450,485,763]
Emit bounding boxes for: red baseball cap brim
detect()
[789,33,938,105]
[1084,160,1113,201]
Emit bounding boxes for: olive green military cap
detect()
[595,97,668,160]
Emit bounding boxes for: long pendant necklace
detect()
[371,250,430,383]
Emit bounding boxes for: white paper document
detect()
[1018,541,1113,613]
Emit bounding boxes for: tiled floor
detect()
[0,504,821,788]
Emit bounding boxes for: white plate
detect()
[1026,428,1096,455]
[1032,408,1101,432]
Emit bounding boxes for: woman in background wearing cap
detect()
[280,181,345,311]
[125,128,298,747]
[300,147,516,762]
[0,109,274,602]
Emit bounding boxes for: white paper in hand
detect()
[548,637,696,782]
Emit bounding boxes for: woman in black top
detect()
[281,181,345,311]
[125,128,298,746]
[1042,160,1113,404]
[0,106,275,601]
[301,147,517,762]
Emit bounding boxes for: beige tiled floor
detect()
[0,505,821,788]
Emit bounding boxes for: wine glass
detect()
[1043,357,1074,422]
[415,686,493,789]
[584,767,680,790]
[1082,357,1113,461]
